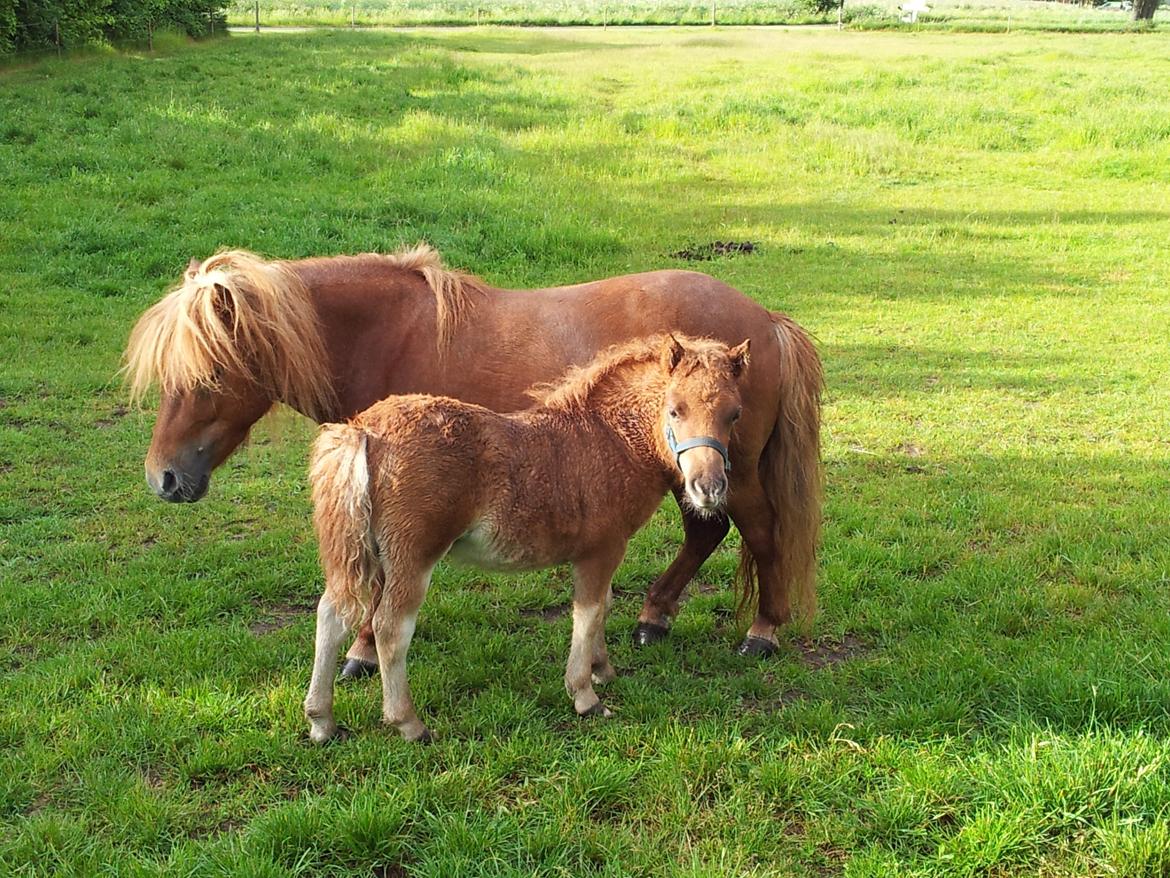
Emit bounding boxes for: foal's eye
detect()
[731,408,742,423]
[668,408,679,419]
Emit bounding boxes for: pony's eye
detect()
[731,408,742,423]
[668,408,679,419]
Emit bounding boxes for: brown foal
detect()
[304,335,749,742]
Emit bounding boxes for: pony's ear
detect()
[184,257,201,281]
[728,339,751,378]
[210,283,238,329]
[663,334,686,373]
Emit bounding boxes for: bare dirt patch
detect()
[250,599,317,635]
[95,404,129,428]
[671,240,757,260]
[795,634,867,670]
[521,602,570,622]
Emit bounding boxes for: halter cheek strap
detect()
[664,424,731,473]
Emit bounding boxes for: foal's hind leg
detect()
[372,563,432,742]
[633,488,730,647]
[339,581,381,681]
[304,593,352,743]
[567,549,624,717]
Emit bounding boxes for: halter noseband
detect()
[664,424,731,473]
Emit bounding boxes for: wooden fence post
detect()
[711,1,717,25]
[255,0,260,31]
[55,18,61,56]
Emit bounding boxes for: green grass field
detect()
[3,25,1170,876]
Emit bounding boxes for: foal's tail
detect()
[309,424,381,628]
[737,312,823,628]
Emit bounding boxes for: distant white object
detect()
[900,0,930,22]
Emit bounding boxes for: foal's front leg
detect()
[567,549,625,717]
[591,586,617,686]
[304,593,352,743]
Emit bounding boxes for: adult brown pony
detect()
[124,245,821,658]
[305,335,751,742]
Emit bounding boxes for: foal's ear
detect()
[728,339,751,378]
[663,334,686,373]
[184,257,201,281]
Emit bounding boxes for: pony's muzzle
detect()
[147,465,210,503]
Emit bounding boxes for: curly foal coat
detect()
[304,335,749,742]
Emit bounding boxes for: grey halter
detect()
[664,424,731,473]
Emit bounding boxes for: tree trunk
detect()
[1133,0,1158,21]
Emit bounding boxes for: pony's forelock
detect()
[123,250,337,420]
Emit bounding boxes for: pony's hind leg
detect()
[567,550,624,717]
[304,593,352,743]
[372,563,433,742]
[340,582,381,681]
[633,490,730,647]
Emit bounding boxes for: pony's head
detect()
[659,335,750,515]
[123,252,335,503]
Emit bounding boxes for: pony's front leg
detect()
[567,550,624,717]
[372,566,432,742]
[304,593,352,743]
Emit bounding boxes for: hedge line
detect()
[1,0,227,54]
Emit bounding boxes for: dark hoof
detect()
[339,658,378,681]
[632,621,670,648]
[736,635,778,659]
[412,728,435,745]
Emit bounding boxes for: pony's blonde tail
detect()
[736,312,823,629]
[310,424,381,627]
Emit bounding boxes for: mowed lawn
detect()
[3,25,1170,876]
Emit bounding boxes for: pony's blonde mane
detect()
[371,243,486,349]
[123,244,482,417]
[530,334,734,411]
[123,250,337,420]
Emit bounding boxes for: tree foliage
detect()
[1,0,226,54]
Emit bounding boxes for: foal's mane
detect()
[123,244,483,418]
[530,335,733,412]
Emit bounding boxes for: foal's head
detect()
[659,336,750,515]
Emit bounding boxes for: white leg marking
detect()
[305,594,350,743]
[566,601,610,716]
[376,568,432,741]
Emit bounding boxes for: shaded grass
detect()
[2,25,1170,876]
